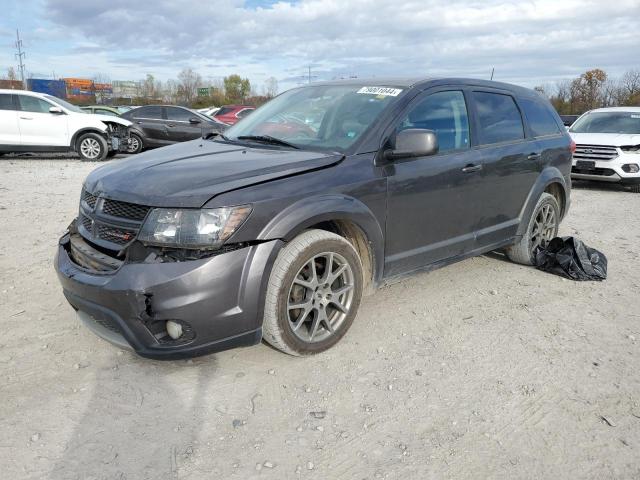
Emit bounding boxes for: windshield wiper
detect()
[236,135,299,149]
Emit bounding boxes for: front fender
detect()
[258,194,385,285]
[516,166,570,237]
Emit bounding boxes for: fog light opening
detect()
[622,163,639,174]
[166,320,183,340]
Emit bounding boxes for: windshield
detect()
[223,84,405,152]
[44,95,85,113]
[570,112,640,134]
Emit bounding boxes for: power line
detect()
[15,29,26,88]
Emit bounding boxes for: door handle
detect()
[20,116,33,120]
[528,153,541,160]
[461,164,482,173]
[136,121,143,124]
[166,124,175,128]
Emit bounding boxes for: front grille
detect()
[572,166,616,176]
[102,198,150,221]
[95,224,137,245]
[82,190,97,209]
[574,144,618,161]
[80,214,93,232]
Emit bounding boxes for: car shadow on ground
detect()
[48,351,216,479]
[571,180,633,194]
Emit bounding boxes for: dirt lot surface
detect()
[1,156,639,480]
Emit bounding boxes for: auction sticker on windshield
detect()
[357,86,403,96]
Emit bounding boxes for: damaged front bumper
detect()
[55,232,283,359]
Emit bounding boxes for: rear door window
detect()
[472,92,525,145]
[166,107,193,122]
[520,98,561,137]
[133,106,163,119]
[398,90,470,153]
[0,94,15,110]
[18,95,53,113]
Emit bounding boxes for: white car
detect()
[0,89,132,161]
[569,107,640,192]
[197,106,221,117]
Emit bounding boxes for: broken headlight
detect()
[138,206,251,249]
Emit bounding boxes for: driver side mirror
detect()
[49,106,64,115]
[384,129,438,161]
[189,117,202,124]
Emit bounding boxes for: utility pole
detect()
[15,29,26,88]
[490,67,495,81]
[308,65,311,84]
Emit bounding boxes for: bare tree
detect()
[7,67,17,81]
[177,67,202,105]
[263,76,279,98]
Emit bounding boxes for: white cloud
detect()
[12,0,640,88]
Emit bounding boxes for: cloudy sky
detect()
[1,0,638,92]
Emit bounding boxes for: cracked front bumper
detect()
[54,233,283,359]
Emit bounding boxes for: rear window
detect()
[0,94,14,110]
[472,92,525,145]
[521,98,561,137]
[215,107,234,116]
[133,106,163,119]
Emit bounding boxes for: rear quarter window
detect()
[520,98,561,137]
[472,92,525,145]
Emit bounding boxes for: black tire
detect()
[263,229,364,356]
[629,184,640,193]
[127,133,144,154]
[506,192,560,265]
[76,133,108,162]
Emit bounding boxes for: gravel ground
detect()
[1,156,639,480]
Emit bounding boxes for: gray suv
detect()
[55,78,572,359]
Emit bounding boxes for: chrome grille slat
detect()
[574,144,618,161]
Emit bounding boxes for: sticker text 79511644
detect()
[357,86,403,97]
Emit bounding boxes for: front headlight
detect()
[138,205,251,249]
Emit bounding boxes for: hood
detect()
[88,113,132,127]
[84,139,343,207]
[569,132,640,147]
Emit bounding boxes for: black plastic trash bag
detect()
[534,237,607,281]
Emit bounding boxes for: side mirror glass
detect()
[189,117,202,124]
[385,128,439,161]
[49,106,64,115]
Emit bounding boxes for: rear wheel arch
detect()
[517,168,569,237]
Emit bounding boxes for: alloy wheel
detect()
[128,136,140,153]
[531,203,556,252]
[287,252,355,343]
[80,138,101,159]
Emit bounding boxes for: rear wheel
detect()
[506,192,560,265]
[77,133,108,162]
[263,229,364,356]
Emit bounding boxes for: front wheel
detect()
[127,133,143,154]
[263,229,364,356]
[77,133,108,161]
[506,192,560,265]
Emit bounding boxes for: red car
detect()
[214,105,255,125]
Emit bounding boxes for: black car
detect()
[121,105,226,153]
[55,78,572,359]
[560,114,580,127]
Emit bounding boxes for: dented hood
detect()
[84,139,342,207]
